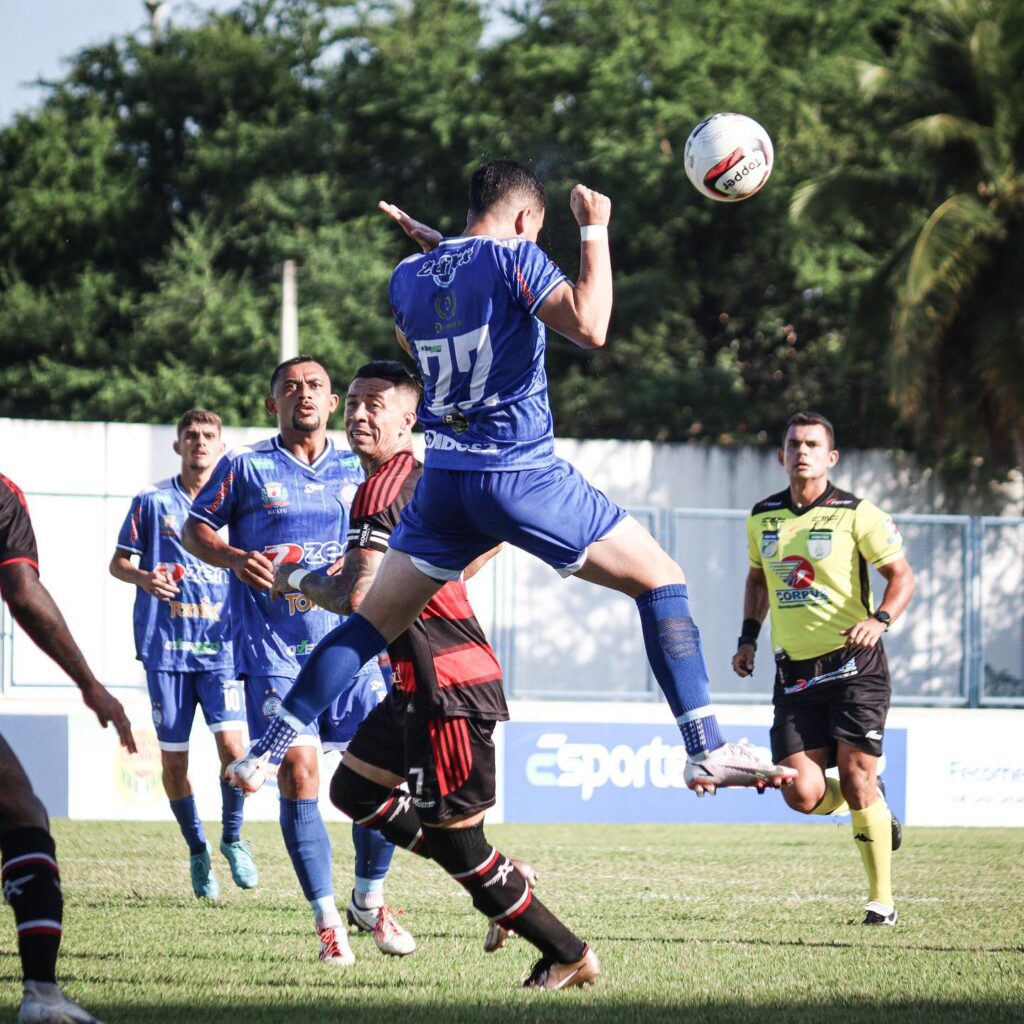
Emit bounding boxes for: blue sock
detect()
[279,798,334,901]
[281,614,387,725]
[352,823,395,898]
[636,584,725,756]
[169,795,207,855]
[220,778,245,845]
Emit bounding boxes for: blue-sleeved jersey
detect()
[116,476,233,672]
[388,235,568,470]
[188,436,362,678]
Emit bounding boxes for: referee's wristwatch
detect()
[872,610,891,631]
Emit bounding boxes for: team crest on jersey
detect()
[417,247,474,287]
[261,694,282,720]
[807,530,832,559]
[159,514,178,536]
[261,482,289,509]
[761,531,779,557]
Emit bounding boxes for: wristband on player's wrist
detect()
[738,618,762,649]
[580,224,608,242]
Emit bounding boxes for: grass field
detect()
[2,820,1021,1023]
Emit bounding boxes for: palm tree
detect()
[792,0,1024,478]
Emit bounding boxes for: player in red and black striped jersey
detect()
[1,474,136,1023]
[273,362,596,988]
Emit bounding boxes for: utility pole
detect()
[280,260,298,362]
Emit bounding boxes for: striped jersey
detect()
[116,476,233,671]
[0,474,37,573]
[388,235,568,471]
[746,483,906,660]
[347,450,508,720]
[189,436,363,678]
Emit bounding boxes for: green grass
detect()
[3,821,1022,1023]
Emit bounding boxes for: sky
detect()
[0,0,234,124]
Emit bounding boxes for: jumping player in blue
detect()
[110,409,255,901]
[230,166,797,980]
[183,359,412,964]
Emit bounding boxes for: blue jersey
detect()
[188,436,363,678]
[116,477,233,672]
[389,235,568,470]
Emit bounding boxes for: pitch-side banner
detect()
[502,722,908,825]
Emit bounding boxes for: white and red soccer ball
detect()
[684,112,774,203]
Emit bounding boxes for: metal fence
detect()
[1,496,1021,708]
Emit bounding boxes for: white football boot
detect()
[18,981,102,1024]
[317,924,356,965]
[346,894,417,956]
[683,739,798,796]
[483,859,538,953]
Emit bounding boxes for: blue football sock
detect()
[220,778,245,845]
[169,795,207,855]
[281,613,387,726]
[279,798,334,902]
[352,823,395,898]
[636,584,725,756]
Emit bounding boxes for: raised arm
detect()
[0,562,136,751]
[537,185,613,349]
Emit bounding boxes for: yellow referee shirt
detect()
[746,483,905,660]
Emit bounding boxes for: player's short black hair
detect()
[176,409,221,437]
[269,355,331,393]
[352,360,423,402]
[783,411,836,449]
[468,160,547,218]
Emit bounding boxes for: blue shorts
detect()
[245,661,387,752]
[389,459,627,578]
[145,670,245,751]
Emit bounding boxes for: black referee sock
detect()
[330,763,429,857]
[423,825,586,964]
[1,827,63,984]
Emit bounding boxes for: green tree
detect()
[792,0,1024,476]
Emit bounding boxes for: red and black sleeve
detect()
[346,452,421,554]
[0,474,39,572]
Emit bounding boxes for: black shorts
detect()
[345,693,498,825]
[770,643,891,764]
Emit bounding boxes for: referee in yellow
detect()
[733,411,915,926]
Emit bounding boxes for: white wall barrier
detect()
[4,700,1020,827]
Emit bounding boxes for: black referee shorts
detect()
[770,643,891,765]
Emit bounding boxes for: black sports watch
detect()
[872,610,891,630]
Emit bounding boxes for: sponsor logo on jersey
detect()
[250,457,275,469]
[155,561,229,585]
[169,596,224,622]
[261,482,289,509]
[163,639,225,655]
[807,530,832,559]
[885,518,902,545]
[525,732,689,801]
[423,430,499,455]
[417,247,474,287]
[286,639,317,657]
[761,531,779,557]
[304,482,325,495]
[769,556,830,606]
[159,513,179,536]
[205,471,234,514]
[435,289,457,321]
[865,729,883,741]
[262,541,344,567]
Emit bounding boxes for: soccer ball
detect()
[683,112,774,203]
